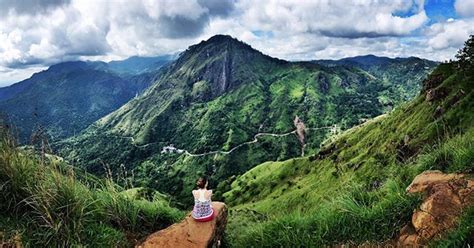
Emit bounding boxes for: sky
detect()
[1,0,473,86]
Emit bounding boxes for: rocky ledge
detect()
[137,202,227,248]
[398,170,474,246]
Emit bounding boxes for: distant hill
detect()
[107,55,176,75]
[58,35,437,206]
[314,55,438,101]
[0,55,174,142]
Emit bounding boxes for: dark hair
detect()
[196,177,208,189]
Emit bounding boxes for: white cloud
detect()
[235,0,427,38]
[0,65,46,87]
[0,0,235,70]
[427,19,474,50]
[455,0,474,17]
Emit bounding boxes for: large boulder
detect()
[137,202,227,248]
[398,170,474,246]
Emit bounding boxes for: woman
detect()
[191,177,215,222]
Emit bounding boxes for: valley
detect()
[56,35,437,207]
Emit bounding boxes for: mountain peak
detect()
[184,34,258,56]
[163,34,286,99]
[206,34,238,43]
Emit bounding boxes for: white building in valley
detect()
[161,145,184,154]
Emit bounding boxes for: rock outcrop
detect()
[137,202,227,248]
[398,170,474,246]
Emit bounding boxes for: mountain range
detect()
[54,35,437,205]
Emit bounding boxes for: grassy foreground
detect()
[0,128,183,247]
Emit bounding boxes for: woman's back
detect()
[192,188,214,221]
[193,189,211,201]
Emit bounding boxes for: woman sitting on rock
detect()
[192,177,215,222]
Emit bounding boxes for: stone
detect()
[433,105,444,118]
[398,170,474,246]
[137,202,227,248]
[426,88,446,103]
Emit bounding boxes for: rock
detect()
[137,202,227,248]
[425,87,448,103]
[446,89,466,107]
[396,139,416,163]
[317,143,337,159]
[317,73,330,94]
[405,170,460,193]
[293,116,306,146]
[422,74,444,92]
[434,105,444,118]
[398,170,474,246]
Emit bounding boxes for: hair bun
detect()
[196,177,207,189]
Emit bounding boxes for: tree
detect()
[456,35,474,73]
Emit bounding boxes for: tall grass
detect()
[0,127,183,247]
[226,178,420,247]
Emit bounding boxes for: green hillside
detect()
[223,47,474,246]
[57,35,436,206]
[0,55,174,144]
[0,126,182,247]
[0,62,157,143]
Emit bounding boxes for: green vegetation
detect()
[58,35,436,206]
[0,128,183,247]
[0,61,159,143]
[224,57,473,246]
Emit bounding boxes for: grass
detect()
[0,128,183,247]
[226,177,420,247]
[223,61,474,247]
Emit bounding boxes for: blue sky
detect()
[425,0,457,22]
[0,0,473,86]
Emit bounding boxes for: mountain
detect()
[58,35,437,205]
[0,60,166,143]
[315,54,395,66]
[314,55,438,102]
[224,55,474,246]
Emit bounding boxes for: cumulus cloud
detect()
[0,0,237,70]
[0,0,70,15]
[455,0,474,17]
[235,0,427,38]
[427,19,474,50]
[202,0,436,61]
